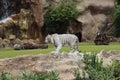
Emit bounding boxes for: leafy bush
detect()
[0,72,18,80]
[44,0,81,34]
[74,68,86,80]
[113,2,120,37]
[22,71,49,80]
[74,53,120,80]
[48,70,59,80]
[83,53,103,70]
[113,61,120,79]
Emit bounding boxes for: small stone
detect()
[9,35,16,40]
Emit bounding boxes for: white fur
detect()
[45,34,79,53]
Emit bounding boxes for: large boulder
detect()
[97,50,120,67]
[0,53,87,80]
[77,0,114,41]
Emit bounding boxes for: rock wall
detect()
[0,0,115,42]
[0,0,45,43]
[43,0,115,41]
[77,0,115,41]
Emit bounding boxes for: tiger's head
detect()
[45,34,54,44]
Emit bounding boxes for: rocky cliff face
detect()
[0,0,23,20]
[77,0,115,41]
[0,0,45,43]
[0,0,115,41]
[42,0,115,41]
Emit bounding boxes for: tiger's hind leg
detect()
[75,44,79,52]
[70,45,75,53]
[55,44,62,53]
[70,44,79,53]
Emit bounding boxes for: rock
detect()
[0,38,2,43]
[13,44,23,50]
[107,50,120,56]
[9,36,17,47]
[97,50,120,67]
[34,38,40,44]
[0,26,5,38]
[0,53,87,80]
[8,38,23,48]
[94,18,112,45]
[14,38,22,44]
[9,34,16,40]
[94,32,110,45]
[77,0,114,41]
[0,43,6,48]
[97,50,110,59]
[0,39,10,48]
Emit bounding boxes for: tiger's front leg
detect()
[70,44,79,53]
[55,44,62,53]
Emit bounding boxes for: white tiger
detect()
[45,34,79,53]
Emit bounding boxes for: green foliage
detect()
[74,69,81,80]
[74,68,86,80]
[48,70,59,80]
[44,0,80,34]
[74,53,120,80]
[0,72,10,80]
[0,70,59,80]
[84,54,115,80]
[83,53,103,71]
[0,72,18,80]
[113,61,120,79]
[22,70,59,80]
[113,2,120,37]
[22,71,49,80]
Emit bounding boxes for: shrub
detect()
[49,70,59,80]
[113,1,120,37]
[113,61,120,80]
[44,0,81,34]
[0,72,18,80]
[22,70,59,80]
[74,53,120,80]
[74,68,86,80]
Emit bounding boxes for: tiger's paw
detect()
[49,51,59,55]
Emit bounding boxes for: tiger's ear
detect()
[46,34,50,37]
[52,33,58,37]
[47,34,54,44]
